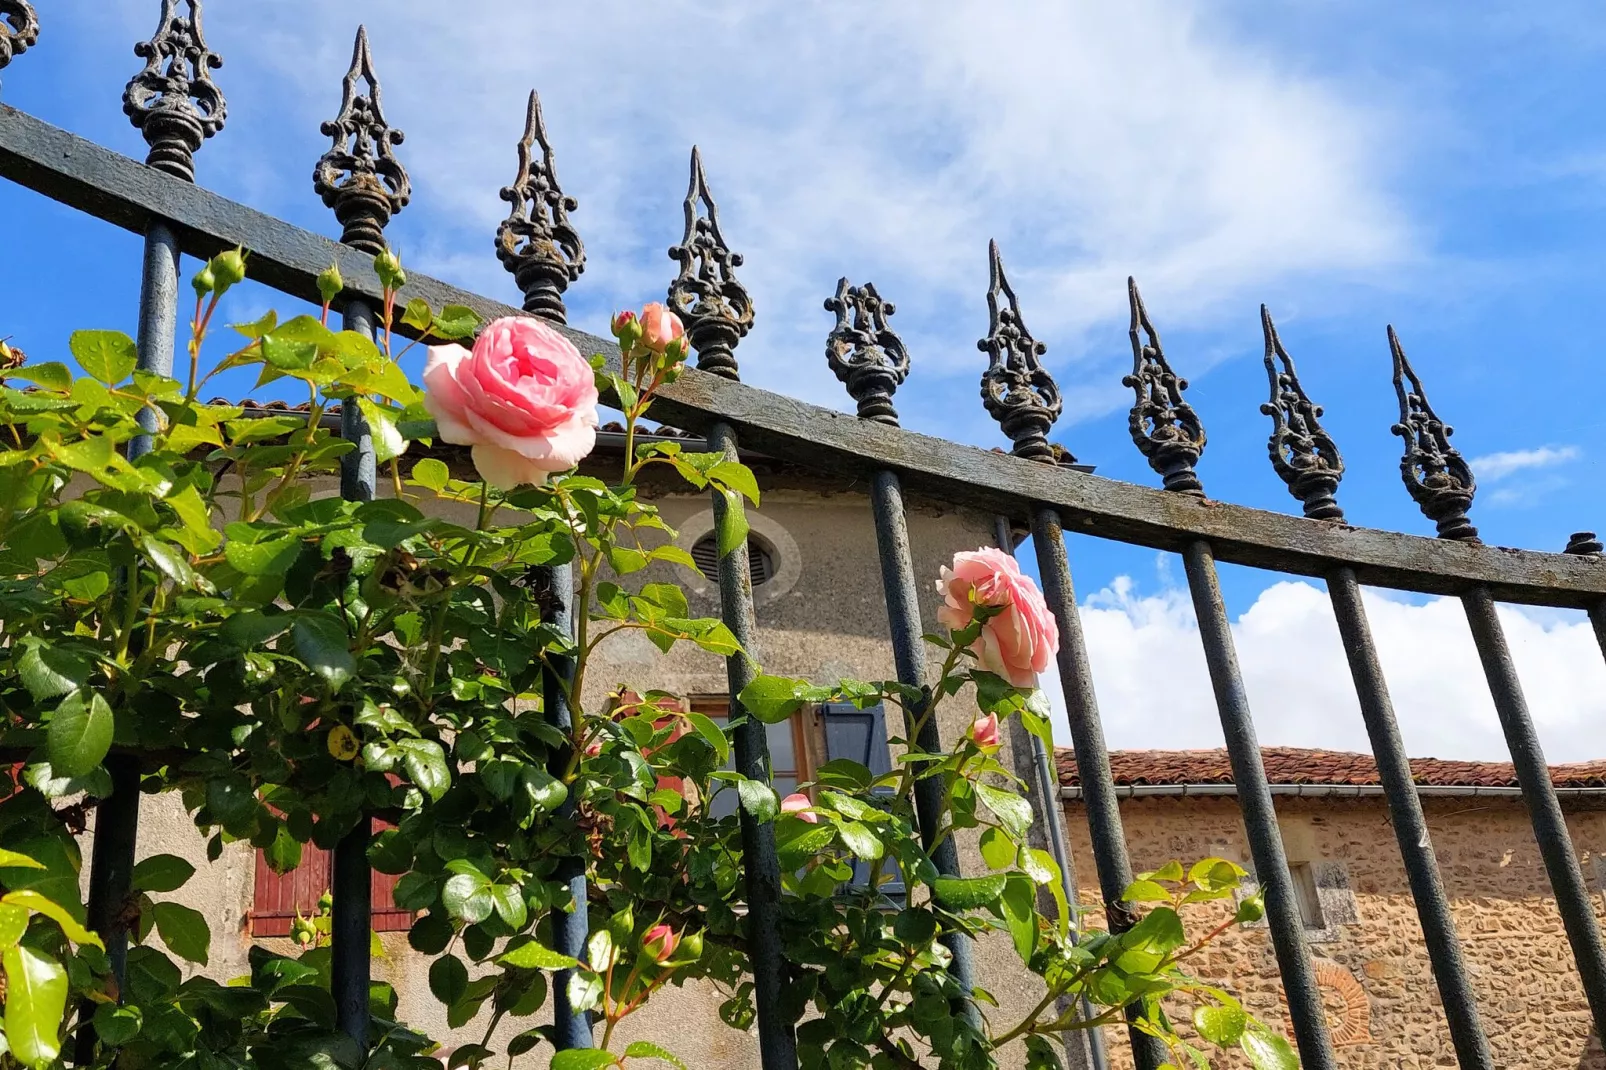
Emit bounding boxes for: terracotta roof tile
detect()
[1053,746,1606,789]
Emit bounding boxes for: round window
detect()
[690,532,775,587]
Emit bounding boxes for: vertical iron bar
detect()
[331,296,377,1049]
[868,469,982,1029]
[706,420,797,1070]
[1588,602,1606,668]
[1327,568,1494,1068]
[75,217,181,1065]
[1180,540,1337,1070]
[992,516,1104,1070]
[544,559,591,1048]
[1461,587,1606,1036]
[1030,507,1165,1070]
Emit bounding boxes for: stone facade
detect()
[1061,793,1606,1069]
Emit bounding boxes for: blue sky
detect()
[3,1,1604,759]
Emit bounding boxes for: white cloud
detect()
[75,0,1412,435]
[1470,445,1580,482]
[1041,576,1605,763]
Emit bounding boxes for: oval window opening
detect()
[691,533,775,587]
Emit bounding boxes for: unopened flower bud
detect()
[374,250,406,291]
[642,923,679,965]
[192,265,216,298]
[661,336,689,370]
[639,302,685,355]
[780,793,818,824]
[317,263,344,305]
[210,249,247,292]
[0,340,21,372]
[968,712,1001,751]
[611,309,643,353]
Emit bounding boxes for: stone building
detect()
[1058,747,1606,1069]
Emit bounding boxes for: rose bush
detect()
[0,249,1296,1070]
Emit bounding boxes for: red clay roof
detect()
[1053,747,1606,789]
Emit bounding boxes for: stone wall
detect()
[1061,794,1606,1069]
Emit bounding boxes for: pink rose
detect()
[780,793,818,824]
[936,547,1059,689]
[423,316,599,490]
[643,923,679,963]
[638,302,685,355]
[969,712,1001,750]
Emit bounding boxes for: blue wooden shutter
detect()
[821,703,904,899]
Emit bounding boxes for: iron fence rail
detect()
[5,7,1606,1068]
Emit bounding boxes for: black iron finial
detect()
[1260,306,1344,521]
[0,1,40,86]
[122,0,225,182]
[313,26,410,254]
[666,147,753,381]
[1389,326,1478,542]
[496,90,585,325]
[977,241,1063,463]
[825,279,909,426]
[1125,278,1206,495]
[1564,532,1603,555]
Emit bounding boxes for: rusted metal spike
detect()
[825,278,910,426]
[977,241,1063,463]
[1124,277,1206,495]
[1389,326,1478,542]
[666,146,753,381]
[495,90,585,324]
[313,26,409,253]
[122,0,225,181]
[0,1,40,87]
[1260,305,1345,521]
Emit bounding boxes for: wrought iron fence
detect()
[4,5,1606,1070]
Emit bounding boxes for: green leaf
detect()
[639,582,689,618]
[496,941,579,971]
[1241,1025,1299,1070]
[401,298,433,331]
[411,458,450,491]
[836,822,883,861]
[551,1050,618,1070]
[140,535,199,589]
[292,613,355,691]
[47,691,113,778]
[0,904,27,949]
[1143,860,1187,883]
[1000,875,1037,961]
[5,362,71,392]
[977,783,1033,838]
[357,397,407,463]
[624,1041,690,1070]
[153,901,210,965]
[0,850,44,871]
[398,739,450,801]
[1123,880,1173,903]
[429,954,469,1006]
[17,640,91,702]
[224,535,301,577]
[685,712,730,765]
[0,891,102,949]
[70,330,138,384]
[716,489,749,557]
[979,827,1016,870]
[260,334,317,372]
[708,461,760,506]
[433,304,481,340]
[442,874,493,925]
[46,434,113,473]
[1194,1003,1248,1046]
[1189,857,1248,892]
[132,854,196,894]
[490,884,528,930]
[736,675,810,725]
[736,778,778,821]
[3,944,67,1068]
[932,874,1008,911]
[92,1002,143,1046]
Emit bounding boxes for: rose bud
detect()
[780,793,818,824]
[317,263,344,305]
[374,249,407,291]
[611,309,642,344]
[968,712,1001,751]
[642,923,679,964]
[211,248,247,291]
[638,302,685,356]
[192,265,216,298]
